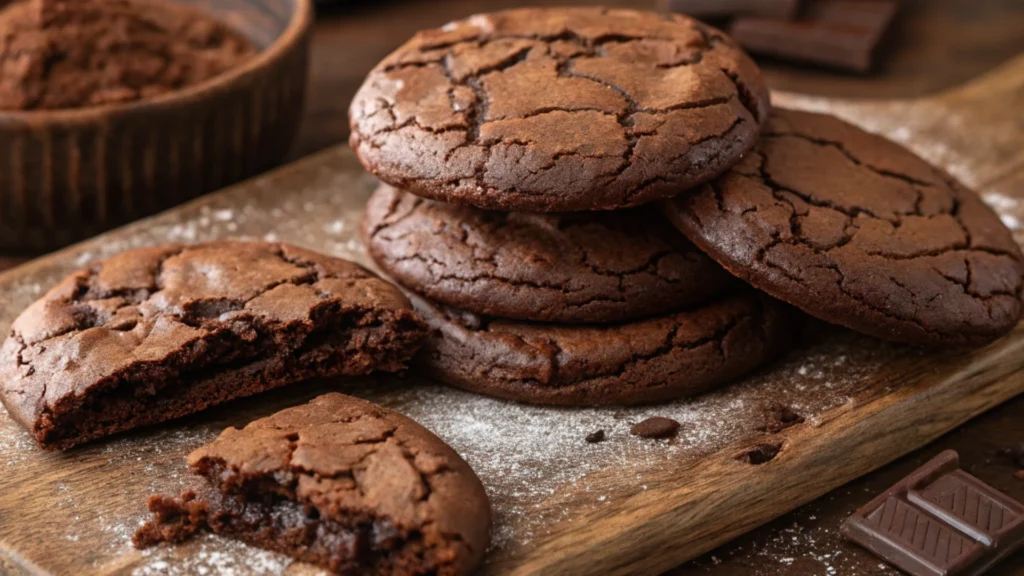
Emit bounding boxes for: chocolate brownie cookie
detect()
[349,7,770,212]
[411,291,792,406]
[134,393,491,576]
[664,109,1024,347]
[363,184,734,323]
[0,242,429,450]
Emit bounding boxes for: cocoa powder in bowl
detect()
[0,0,255,110]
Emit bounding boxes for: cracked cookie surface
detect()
[0,241,429,450]
[411,291,793,406]
[134,393,491,576]
[664,109,1024,347]
[363,184,734,323]
[349,7,769,212]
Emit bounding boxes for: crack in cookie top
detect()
[362,184,734,323]
[0,241,423,445]
[664,109,1024,348]
[184,393,492,575]
[349,7,770,212]
[411,291,793,406]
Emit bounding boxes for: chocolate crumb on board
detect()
[760,405,805,433]
[586,430,606,444]
[630,417,681,439]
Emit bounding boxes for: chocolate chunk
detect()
[586,430,606,444]
[842,450,1024,576]
[729,0,898,72]
[663,0,800,20]
[134,393,492,575]
[630,417,680,439]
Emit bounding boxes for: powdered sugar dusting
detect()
[134,534,311,576]
[359,328,895,550]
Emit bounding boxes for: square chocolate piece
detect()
[729,0,898,72]
[842,450,1024,576]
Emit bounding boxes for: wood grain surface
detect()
[0,53,1023,576]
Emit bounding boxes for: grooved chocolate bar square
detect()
[662,0,801,20]
[842,451,1024,576]
[729,0,898,72]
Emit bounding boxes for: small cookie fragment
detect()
[363,184,734,323]
[665,108,1024,347]
[411,291,794,406]
[586,430,606,444]
[350,7,769,212]
[134,393,492,576]
[0,242,429,450]
[630,417,681,439]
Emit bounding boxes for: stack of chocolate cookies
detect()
[350,7,1024,406]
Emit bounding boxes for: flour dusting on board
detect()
[0,99,1010,575]
[134,535,302,576]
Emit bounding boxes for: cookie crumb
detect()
[737,442,783,465]
[586,430,606,444]
[630,417,680,439]
[760,405,805,433]
[1014,471,1024,481]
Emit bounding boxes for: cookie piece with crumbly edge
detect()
[349,7,769,212]
[134,393,492,576]
[411,291,794,406]
[0,241,429,450]
[363,184,735,323]
[664,109,1024,347]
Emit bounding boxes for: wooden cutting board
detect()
[1,55,1023,576]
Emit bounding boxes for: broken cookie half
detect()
[0,241,429,450]
[134,393,492,576]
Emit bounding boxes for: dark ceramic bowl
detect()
[0,0,313,252]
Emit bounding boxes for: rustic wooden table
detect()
[1,1,1022,574]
